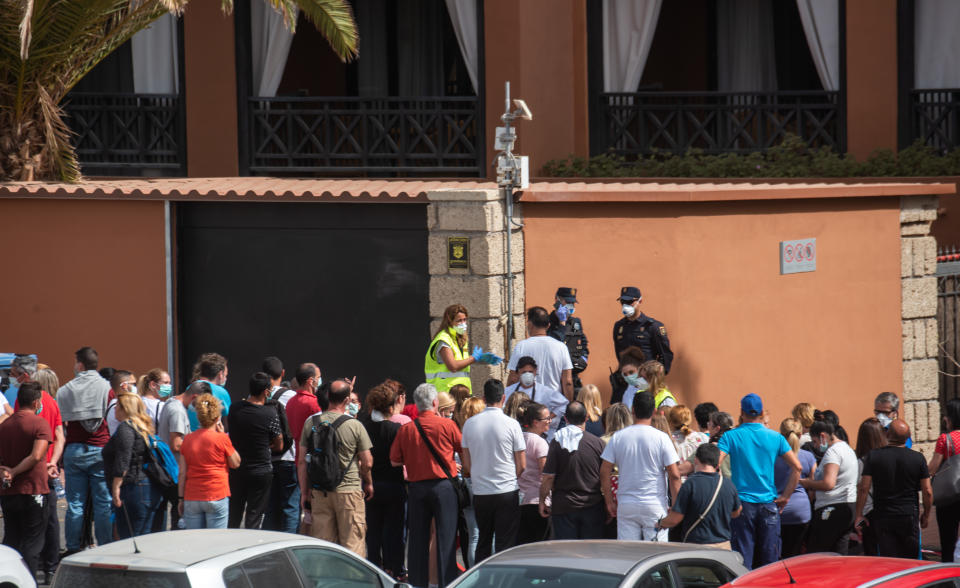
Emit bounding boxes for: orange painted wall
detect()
[523,196,903,435]
[0,199,168,384]
[846,0,898,160]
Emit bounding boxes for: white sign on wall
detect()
[780,238,817,274]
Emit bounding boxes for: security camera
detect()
[513,99,532,121]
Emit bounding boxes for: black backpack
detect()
[266,388,294,456]
[306,414,354,492]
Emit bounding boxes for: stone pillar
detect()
[427,189,525,391]
[901,196,940,458]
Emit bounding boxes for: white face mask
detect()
[519,372,536,387]
[454,323,468,335]
[621,304,636,317]
[876,412,893,428]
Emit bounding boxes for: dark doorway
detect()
[176,202,429,401]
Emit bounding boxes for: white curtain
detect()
[915,0,960,88]
[716,0,777,92]
[796,0,840,91]
[251,1,297,97]
[602,0,662,93]
[445,0,479,94]
[132,13,179,94]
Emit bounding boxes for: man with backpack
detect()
[261,356,299,533]
[298,378,372,556]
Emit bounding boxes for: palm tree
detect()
[0,0,357,182]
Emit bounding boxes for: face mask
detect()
[818,438,829,453]
[158,384,173,398]
[622,304,636,317]
[624,374,648,389]
[565,304,575,316]
[519,372,536,387]
[36,403,43,416]
[347,402,359,417]
[876,413,893,428]
[127,384,138,395]
[454,323,468,335]
[314,376,323,390]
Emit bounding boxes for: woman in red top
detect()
[177,394,240,528]
[930,398,960,562]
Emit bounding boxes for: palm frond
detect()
[294,0,358,62]
[19,0,33,60]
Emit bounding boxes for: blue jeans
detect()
[64,443,113,550]
[183,497,230,529]
[115,478,163,539]
[263,460,300,534]
[731,501,780,569]
[553,502,606,540]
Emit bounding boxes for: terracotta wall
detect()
[846,0,898,160]
[523,196,902,435]
[0,199,168,384]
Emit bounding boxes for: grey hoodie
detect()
[57,370,111,433]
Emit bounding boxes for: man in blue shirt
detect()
[718,393,801,569]
[187,353,232,431]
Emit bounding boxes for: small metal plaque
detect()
[780,238,817,274]
[448,237,469,269]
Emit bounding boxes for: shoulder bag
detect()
[414,419,470,509]
[681,474,724,543]
[933,433,960,506]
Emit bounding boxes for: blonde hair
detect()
[116,393,154,443]
[504,391,530,420]
[449,384,471,424]
[437,391,456,411]
[640,360,666,395]
[137,368,167,398]
[651,413,671,436]
[35,368,60,399]
[581,384,603,423]
[194,393,222,429]
[780,418,802,453]
[604,403,632,435]
[792,403,816,429]
[458,397,486,427]
[668,405,693,437]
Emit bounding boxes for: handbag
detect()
[933,433,960,506]
[681,474,724,543]
[414,419,471,509]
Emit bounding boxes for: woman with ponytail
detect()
[776,418,817,557]
[668,405,707,464]
[137,368,172,424]
[517,401,550,544]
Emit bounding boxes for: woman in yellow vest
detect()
[424,304,500,393]
[618,347,677,413]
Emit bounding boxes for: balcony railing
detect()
[910,89,960,152]
[64,93,186,176]
[595,91,843,157]
[244,96,483,177]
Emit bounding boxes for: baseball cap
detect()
[741,393,763,416]
[556,287,578,303]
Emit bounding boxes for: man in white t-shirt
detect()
[600,390,681,541]
[261,356,300,534]
[504,356,568,441]
[462,379,526,563]
[507,307,574,401]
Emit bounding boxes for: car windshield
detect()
[455,565,623,588]
[52,565,191,588]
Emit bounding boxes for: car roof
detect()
[478,540,741,575]
[729,554,935,586]
[64,529,322,569]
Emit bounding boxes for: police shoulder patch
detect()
[659,326,667,336]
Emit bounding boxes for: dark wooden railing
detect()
[595,91,843,156]
[64,93,186,176]
[910,89,960,152]
[244,96,484,177]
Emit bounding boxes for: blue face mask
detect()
[158,384,173,398]
[624,373,648,390]
[347,402,359,417]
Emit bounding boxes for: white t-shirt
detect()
[814,440,859,509]
[504,382,568,442]
[461,407,525,496]
[601,424,679,509]
[508,336,573,395]
[271,386,297,462]
[106,395,162,436]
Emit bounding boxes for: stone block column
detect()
[427,189,525,391]
[901,196,940,458]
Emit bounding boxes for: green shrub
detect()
[542,134,960,178]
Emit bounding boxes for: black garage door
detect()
[176,201,429,400]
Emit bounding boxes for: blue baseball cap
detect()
[741,393,763,416]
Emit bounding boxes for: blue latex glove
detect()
[479,352,503,366]
[471,346,484,361]
[555,304,569,322]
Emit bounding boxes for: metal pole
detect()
[505,185,514,343]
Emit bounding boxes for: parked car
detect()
[724,554,960,587]
[0,544,36,588]
[448,540,748,588]
[52,529,407,588]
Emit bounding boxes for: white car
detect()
[0,544,36,588]
[53,529,408,588]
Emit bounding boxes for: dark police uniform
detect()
[547,287,589,391]
[613,313,673,373]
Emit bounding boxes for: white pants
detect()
[617,502,668,542]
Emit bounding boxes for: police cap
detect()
[618,286,642,302]
[556,287,578,303]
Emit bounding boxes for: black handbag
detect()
[933,433,960,506]
[414,419,470,508]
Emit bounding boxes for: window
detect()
[51,566,190,588]
[673,560,736,588]
[291,547,383,588]
[637,565,675,588]
[919,581,960,588]
[222,550,302,588]
[455,565,623,588]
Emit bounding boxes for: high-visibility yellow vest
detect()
[424,328,471,392]
[655,387,677,409]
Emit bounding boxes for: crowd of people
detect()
[0,299,953,588]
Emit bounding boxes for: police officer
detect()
[547,287,589,393]
[613,286,673,370]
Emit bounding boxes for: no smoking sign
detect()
[780,238,816,275]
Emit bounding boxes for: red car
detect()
[723,554,960,588]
